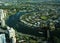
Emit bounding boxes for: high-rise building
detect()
[0,34,6,43]
[0,9,6,27]
[7,26,16,43]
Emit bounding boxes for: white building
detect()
[7,26,16,43]
[0,9,6,27]
[0,34,6,43]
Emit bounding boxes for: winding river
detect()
[6,12,47,37]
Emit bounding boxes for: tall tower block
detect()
[0,9,6,27]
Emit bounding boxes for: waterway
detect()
[6,12,47,37]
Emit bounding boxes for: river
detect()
[6,12,47,37]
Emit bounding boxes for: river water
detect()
[6,12,47,37]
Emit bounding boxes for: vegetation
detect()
[4,2,60,43]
